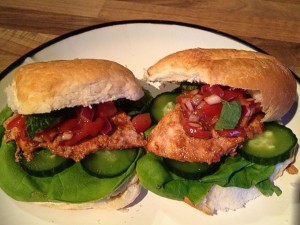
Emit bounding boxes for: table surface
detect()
[0,0,299,78]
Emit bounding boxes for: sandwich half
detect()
[0,59,152,209]
[137,48,298,215]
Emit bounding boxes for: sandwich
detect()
[0,59,153,209]
[136,48,298,215]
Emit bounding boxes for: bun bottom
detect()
[29,174,141,210]
[193,157,294,215]
[195,185,260,215]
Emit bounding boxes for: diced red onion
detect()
[189,114,200,122]
[79,106,95,122]
[196,101,206,109]
[61,131,73,140]
[185,100,194,111]
[101,118,113,135]
[204,94,222,105]
[191,94,203,106]
[244,107,255,117]
[188,122,201,128]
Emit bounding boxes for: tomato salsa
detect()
[6,102,151,147]
[176,84,262,139]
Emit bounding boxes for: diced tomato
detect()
[176,95,185,104]
[101,118,113,135]
[62,117,106,146]
[57,102,119,146]
[200,84,210,96]
[132,113,152,133]
[84,117,106,137]
[35,127,58,142]
[201,84,224,97]
[222,88,244,101]
[58,118,80,132]
[176,84,260,140]
[94,102,118,118]
[197,102,222,124]
[6,114,26,130]
[6,114,29,140]
[182,124,212,139]
[62,131,84,146]
[188,128,212,139]
[78,106,95,122]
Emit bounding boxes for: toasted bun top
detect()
[145,48,297,121]
[6,59,144,114]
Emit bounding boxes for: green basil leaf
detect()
[26,113,62,139]
[215,100,242,130]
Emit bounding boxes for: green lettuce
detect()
[0,103,145,203]
[0,139,143,203]
[0,106,13,141]
[136,153,279,205]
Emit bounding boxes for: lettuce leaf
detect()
[136,153,279,205]
[0,106,13,142]
[0,105,144,203]
[0,139,143,203]
[0,106,13,124]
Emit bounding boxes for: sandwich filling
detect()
[3,101,147,162]
[147,84,264,164]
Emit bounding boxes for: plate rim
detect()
[0,19,264,80]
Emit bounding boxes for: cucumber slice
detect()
[164,158,219,179]
[81,148,138,178]
[150,92,179,122]
[20,148,75,177]
[240,122,297,165]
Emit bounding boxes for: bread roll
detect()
[145,48,297,214]
[145,48,297,121]
[6,59,144,115]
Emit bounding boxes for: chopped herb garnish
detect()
[215,100,242,130]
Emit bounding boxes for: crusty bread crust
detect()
[145,48,297,121]
[6,59,144,114]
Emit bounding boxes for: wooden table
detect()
[0,0,299,78]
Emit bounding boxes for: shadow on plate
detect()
[281,94,298,125]
[127,187,148,208]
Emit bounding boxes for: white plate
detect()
[0,21,299,225]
